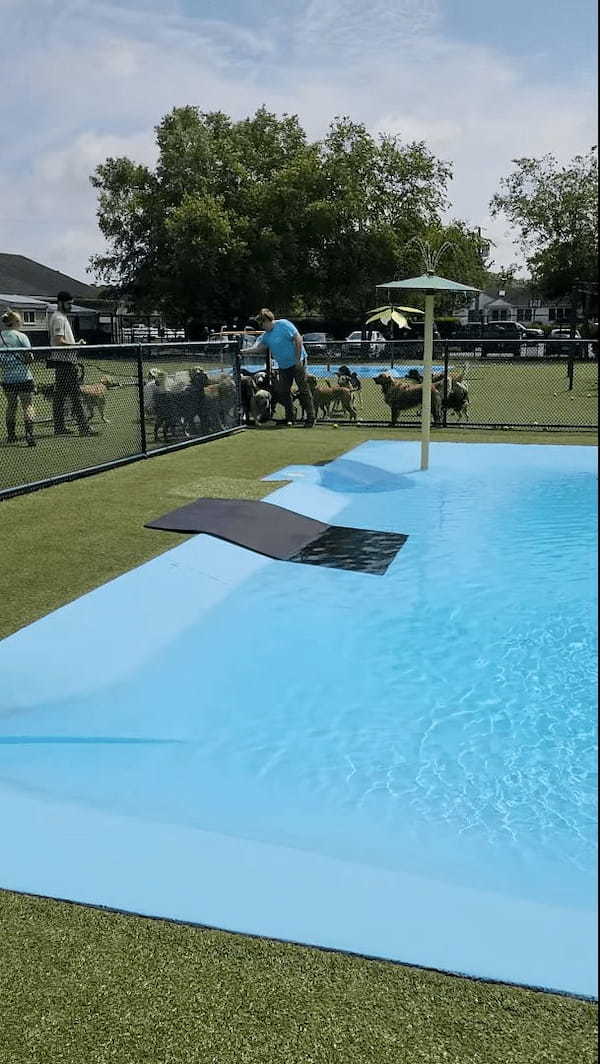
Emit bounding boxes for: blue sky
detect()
[443,0,596,65]
[0,0,596,284]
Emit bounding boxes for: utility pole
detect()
[474,227,490,325]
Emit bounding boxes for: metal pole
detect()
[136,345,147,454]
[421,292,434,470]
[567,355,574,392]
[233,340,243,424]
[442,343,449,427]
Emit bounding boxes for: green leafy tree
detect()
[490,148,598,320]
[90,107,456,326]
[304,118,452,320]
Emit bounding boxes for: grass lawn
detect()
[0,425,597,1063]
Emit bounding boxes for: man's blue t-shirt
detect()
[259,319,306,369]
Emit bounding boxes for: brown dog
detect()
[307,377,357,421]
[38,375,120,423]
[80,376,121,423]
[374,372,442,426]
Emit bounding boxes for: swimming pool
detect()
[241,363,447,378]
[0,442,596,996]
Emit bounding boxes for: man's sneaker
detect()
[54,429,73,436]
[303,420,315,428]
[79,428,99,437]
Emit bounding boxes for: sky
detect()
[0,0,596,286]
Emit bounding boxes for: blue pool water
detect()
[241,363,446,378]
[0,442,597,995]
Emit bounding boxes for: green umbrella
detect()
[376,272,480,470]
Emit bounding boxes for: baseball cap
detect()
[57,290,73,302]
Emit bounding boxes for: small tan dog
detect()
[80,376,121,423]
[308,376,357,421]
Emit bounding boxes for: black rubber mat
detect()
[145,498,407,575]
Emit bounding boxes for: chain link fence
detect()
[1,338,596,499]
[288,339,596,430]
[0,342,243,499]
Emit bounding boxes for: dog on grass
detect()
[307,376,357,421]
[152,367,217,440]
[79,377,121,423]
[334,369,361,412]
[373,372,442,426]
[403,370,469,421]
[443,374,469,421]
[38,375,120,423]
[240,374,272,425]
[153,372,184,440]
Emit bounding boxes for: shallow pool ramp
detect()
[0,441,597,998]
[145,496,408,574]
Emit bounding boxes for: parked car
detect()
[449,323,482,343]
[302,331,335,358]
[544,327,586,357]
[524,326,544,339]
[450,321,527,356]
[343,329,386,358]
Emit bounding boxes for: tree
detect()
[490,148,598,321]
[310,118,452,321]
[89,107,456,327]
[90,107,317,325]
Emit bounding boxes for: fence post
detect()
[442,344,449,427]
[136,345,147,454]
[233,341,243,426]
[567,354,574,391]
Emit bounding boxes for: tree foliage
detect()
[89,106,485,326]
[490,148,598,308]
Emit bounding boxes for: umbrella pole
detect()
[420,293,434,470]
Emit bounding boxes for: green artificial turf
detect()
[0,425,597,1064]
[0,891,596,1064]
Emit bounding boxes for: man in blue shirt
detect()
[247,308,315,426]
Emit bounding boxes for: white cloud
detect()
[1,0,596,282]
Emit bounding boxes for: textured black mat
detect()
[145,497,407,575]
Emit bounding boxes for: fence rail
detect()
[0,339,596,500]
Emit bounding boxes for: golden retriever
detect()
[80,376,121,423]
[307,377,357,421]
[374,372,442,426]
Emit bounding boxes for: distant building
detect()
[0,292,101,346]
[456,286,574,326]
[0,253,107,344]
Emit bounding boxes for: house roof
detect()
[479,287,570,307]
[0,293,96,316]
[0,254,99,299]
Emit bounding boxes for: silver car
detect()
[343,329,386,358]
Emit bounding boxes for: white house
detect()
[455,287,574,326]
[0,293,99,344]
